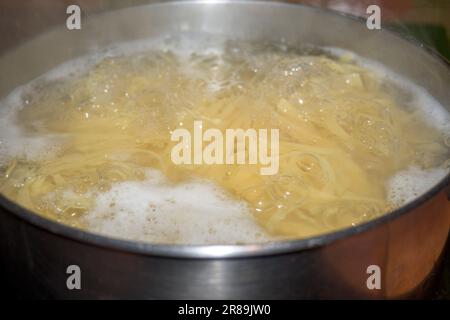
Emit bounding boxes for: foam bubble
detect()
[0,86,63,166]
[324,46,450,136]
[387,166,448,207]
[324,47,449,207]
[103,32,227,61]
[84,170,271,244]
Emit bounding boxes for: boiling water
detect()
[0,34,449,244]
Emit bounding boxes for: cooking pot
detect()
[0,0,449,299]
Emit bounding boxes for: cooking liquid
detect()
[0,36,449,244]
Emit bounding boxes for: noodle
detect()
[0,39,448,241]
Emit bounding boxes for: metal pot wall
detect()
[0,0,449,299]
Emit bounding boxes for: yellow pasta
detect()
[0,42,448,240]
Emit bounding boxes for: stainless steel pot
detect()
[0,0,449,299]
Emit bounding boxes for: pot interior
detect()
[0,1,448,255]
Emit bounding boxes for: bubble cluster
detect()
[0,34,448,243]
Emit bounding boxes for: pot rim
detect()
[0,0,449,259]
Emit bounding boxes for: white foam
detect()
[84,170,271,244]
[0,33,238,167]
[0,86,63,165]
[324,47,449,207]
[324,46,450,136]
[387,166,448,207]
[103,32,228,61]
